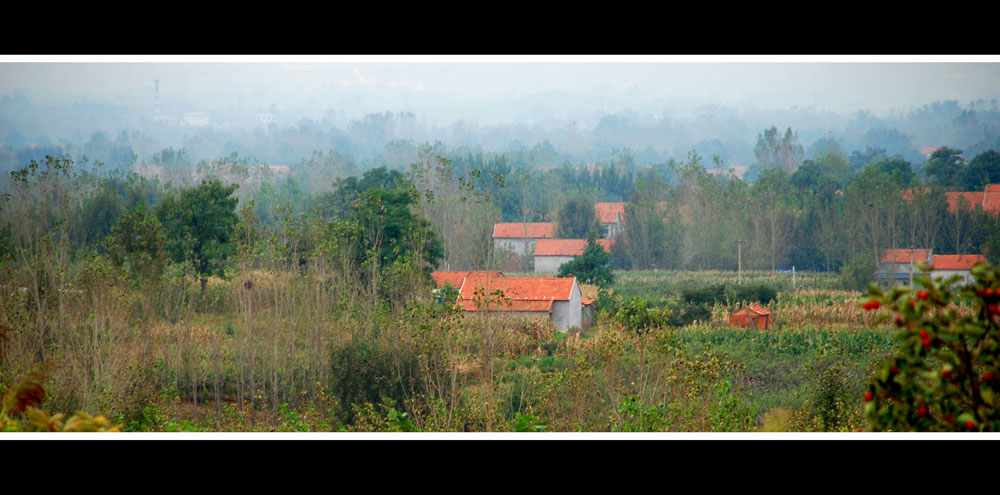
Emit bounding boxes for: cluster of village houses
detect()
[429,202,626,332]
[435,185,998,332]
[133,161,996,331]
[877,183,999,288]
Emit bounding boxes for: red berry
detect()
[863,300,880,311]
[909,300,917,308]
[855,429,862,432]
[941,369,950,378]
[890,365,899,374]
[919,330,928,339]
[944,413,953,423]
[984,372,993,380]
[917,405,927,416]
[989,304,1000,315]
[895,316,904,327]
[922,338,932,347]
[986,288,995,296]
[864,391,874,402]
[917,290,929,300]
[966,420,976,429]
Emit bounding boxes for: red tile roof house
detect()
[492,222,556,257]
[931,254,986,287]
[533,238,613,273]
[595,202,626,239]
[878,249,933,288]
[455,273,585,332]
[945,184,1000,216]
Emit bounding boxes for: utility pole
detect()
[735,240,744,285]
[909,249,914,288]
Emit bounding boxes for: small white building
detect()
[878,249,932,288]
[931,254,985,286]
[492,222,555,256]
[533,238,613,273]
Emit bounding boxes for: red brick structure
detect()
[730,304,771,330]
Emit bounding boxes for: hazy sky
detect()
[2,56,999,126]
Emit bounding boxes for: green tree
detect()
[557,232,613,288]
[924,147,965,187]
[754,126,803,174]
[155,179,239,294]
[343,181,444,298]
[556,195,598,239]
[106,205,167,285]
[961,150,1000,190]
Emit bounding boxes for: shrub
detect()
[615,296,669,333]
[328,335,422,425]
[731,283,777,305]
[864,262,1000,431]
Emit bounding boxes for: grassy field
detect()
[2,265,910,432]
[508,269,897,429]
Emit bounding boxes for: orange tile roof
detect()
[582,297,595,306]
[748,303,771,316]
[947,192,985,212]
[595,202,626,224]
[932,254,985,270]
[534,239,613,256]
[986,184,1000,193]
[880,249,931,264]
[431,271,503,289]
[492,223,556,239]
[457,276,577,313]
[984,189,1000,214]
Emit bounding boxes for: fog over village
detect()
[2,56,1000,434]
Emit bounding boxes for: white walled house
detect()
[931,255,985,286]
[455,273,585,332]
[492,222,555,256]
[878,249,932,288]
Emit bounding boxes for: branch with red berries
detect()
[861,262,999,432]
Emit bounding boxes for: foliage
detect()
[710,380,756,432]
[613,396,672,432]
[106,204,167,284]
[556,195,598,239]
[155,179,239,291]
[513,413,547,432]
[1,365,121,432]
[435,282,460,307]
[840,251,876,291]
[328,328,423,425]
[809,362,862,432]
[754,126,803,173]
[343,179,444,285]
[557,232,614,288]
[864,262,1000,431]
[615,296,669,333]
